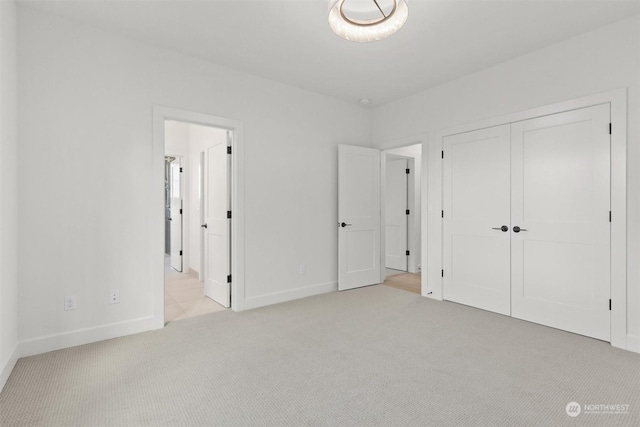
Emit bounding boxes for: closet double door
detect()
[443,104,611,341]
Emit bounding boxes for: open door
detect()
[385,157,408,271]
[202,132,231,307]
[169,159,183,272]
[338,145,381,291]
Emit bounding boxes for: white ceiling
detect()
[20,0,640,107]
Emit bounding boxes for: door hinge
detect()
[227,146,232,155]
[227,211,232,219]
[406,209,410,215]
[227,275,232,283]
[441,210,444,218]
[609,211,612,222]
[441,151,444,159]
[406,250,410,256]
[179,250,182,256]
[179,167,183,172]
[179,208,182,214]
[406,168,410,174]
[609,299,612,311]
[441,269,444,277]
[609,123,612,135]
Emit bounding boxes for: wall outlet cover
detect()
[64,296,76,311]
[110,289,120,304]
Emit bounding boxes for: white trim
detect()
[423,139,436,299]
[627,334,640,354]
[432,88,627,350]
[380,152,387,283]
[19,316,155,358]
[609,89,627,349]
[244,282,338,310]
[153,106,246,330]
[0,345,19,392]
[438,89,625,137]
[406,157,417,273]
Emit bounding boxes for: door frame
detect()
[152,106,246,328]
[375,138,430,296]
[430,88,627,350]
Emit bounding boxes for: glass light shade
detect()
[328,0,408,42]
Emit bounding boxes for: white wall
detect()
[0,0,19,390]
[165,120,189,158]
[372,16,640,339]
[385,144,422,273]
[17,7,371,347]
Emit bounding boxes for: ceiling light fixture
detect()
[328,0,409,43]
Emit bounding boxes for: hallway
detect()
[165,257,226,323]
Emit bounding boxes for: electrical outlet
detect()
[299,264,306,275]
[110,289,120,304]
[64,296,76,311]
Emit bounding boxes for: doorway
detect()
[163,119,232,323]
[336,143,423,296]
[382,144,422,295]
[153,106,246,327]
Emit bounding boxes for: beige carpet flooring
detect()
[1,285,640,426]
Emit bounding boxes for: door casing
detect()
[153,106,246,328]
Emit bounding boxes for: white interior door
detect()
[510,104,611,341]
[443,125,511,315]
[203,133,230,307]
[169,159,183,272]
[385,157,408,271]
[338,145,381,291]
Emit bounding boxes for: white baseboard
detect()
[244,281,337,310]
[0,345,19,392]
[19,316,156,358]
[627,334,640,354]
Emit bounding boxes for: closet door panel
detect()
[443,125,511,315]
[510,104,611,341]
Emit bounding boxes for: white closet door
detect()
[510,104,611,341]
[385,158,408,271]
[443,125,511,315]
